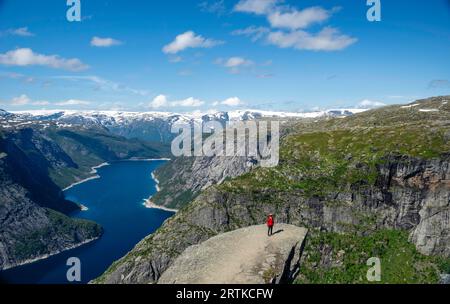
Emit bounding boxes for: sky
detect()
[0,0,449,113]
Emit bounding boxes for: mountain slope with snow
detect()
[5,108,368,143]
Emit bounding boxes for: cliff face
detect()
[0,129,102,270]
[152,155,258,209]
[0,125,168,270]
[96,96,450,284]
[151,120,297,209]
[95,155,450,284]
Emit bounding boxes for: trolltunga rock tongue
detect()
[158,224,308,284]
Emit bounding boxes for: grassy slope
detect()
[223,97,449,196]
[95,96,450,284]
[297,230,449,284]
[220,96,450,283]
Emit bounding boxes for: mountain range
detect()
[94,96,450,284]
[2,97,449,283]
[5,108,367,143]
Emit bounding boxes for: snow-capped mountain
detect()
[3,108,367,143]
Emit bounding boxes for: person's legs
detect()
[268,226,270,236]
[269,226,273,236]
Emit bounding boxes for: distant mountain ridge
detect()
[0,119,170,270]
[95,96,450,284]
[6,108,368,143]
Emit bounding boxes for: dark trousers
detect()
[268,225,273,236]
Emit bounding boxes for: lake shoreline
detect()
[62,159,171,192]
[62,162,109,191]
[2,237,100,271]
[143,199,178,213]
[2,159,174,283]
[144,171,178,213]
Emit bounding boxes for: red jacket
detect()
[267,216,274,227]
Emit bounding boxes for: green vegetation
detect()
[219,96,450,283]
[151,157,198,209]
[46,128,170,188]
[96,96,450,284]
[220,97,450,197]
[296,229,448,284]
[13,209,102,261]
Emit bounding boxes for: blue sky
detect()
[0,0,449,112]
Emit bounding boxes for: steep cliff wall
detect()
[0,126,168,270]
[96,96,450,284]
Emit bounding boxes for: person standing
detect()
[267,214,274,236]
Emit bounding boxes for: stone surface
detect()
[158,224,307,284]
[96,155,450,284]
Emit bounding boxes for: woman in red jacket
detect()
[267,214,274,236]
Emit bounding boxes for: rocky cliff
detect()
[0,124,169,270]
[0,129,101,270]
[96,96,450,284]
[151,155,258,209]
[152,120,299,209]
[158,224,308,284]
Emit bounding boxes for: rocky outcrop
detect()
[95,97,450,283]
[151,155,258,209]
[96,154,450,284]
[158,224,308,284]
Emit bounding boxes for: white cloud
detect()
[234,0,279,15]
[53,75,149,96]
[266,27,357,51]
[172,97,204,107]
[356,99,386,109]
[55,99,91,106]
[232,26,270,42]
[90,36,122,47]
[219,97,243,107]
[233,1,356,52]
[0,48,89,71]
[215,57,254,74]
[268,6,334,30]
[32,100,51,106]
[149,95,204,109]
[3,27,35,37]
[11,94,31,106]
[162,31,224,54]
[7,94,50,106]
[219,57,254,68]
[149,95,169,108]
[199,0,227,15]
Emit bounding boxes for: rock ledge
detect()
[158,224,308,284]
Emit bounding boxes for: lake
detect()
[0,160,174,284]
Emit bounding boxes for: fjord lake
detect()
[0,160,174,284]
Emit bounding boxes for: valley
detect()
[1,97,449,284]
[94,96,450,284]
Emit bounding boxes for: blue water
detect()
[0,160,174,284]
